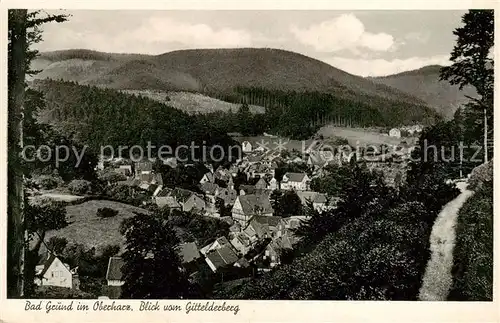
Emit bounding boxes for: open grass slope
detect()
[31,48,437,120]
[371,65,477,119]
[44,200,150,251]
[317,126,404,147]
[123,90,265,114]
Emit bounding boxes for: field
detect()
[317,126,408,147]
[44,200,150,251]
[232,135,317,153]
[123,90,265,114]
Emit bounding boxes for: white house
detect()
[389,128,401,138]
[232,194,274,226]
[267,177,279,190]
[35,253,77,289]
[199,172,215,184]
[242,141,253,153]
[200,237,232,256]
[296,191,330,212]
[281,172,310,191]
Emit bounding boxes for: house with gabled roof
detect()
[296,191,328,211]
[106,257,125,287]
[170,188,206,213]
[229,232,252,256]
[232,194,274,226]
[200,172,215,184]
[134,161,153,176]
[177,242,201,264]
[216,187,238,206]
[281,172,310,191]
[34,253,78,289]
[242,141,253,153]
[102,256,125,299]
[204,245,239,273]
[254,178,268,190]
[200,236,232,256]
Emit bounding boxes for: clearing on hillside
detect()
[44,200,150,252]
[123,90,265,114]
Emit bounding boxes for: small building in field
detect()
[242,141,253,153]
[389,128,401,138]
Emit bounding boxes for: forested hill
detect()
[34,48,422,103]
[31,48,441,124]
[32,79,238,159]
[371,65,477,120]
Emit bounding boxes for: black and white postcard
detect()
[1,1,498,322]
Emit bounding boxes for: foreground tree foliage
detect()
[24,198,68,296]
[440,9,494,160]
[215,160,457,300]
[119,213,190,299]
[8,9,68,297]
[449,167,493,301]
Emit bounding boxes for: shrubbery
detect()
[35,175,62,190]
[449,179,493,300]
[97,207,119,218]
[97,170,127,183]
[68,179,92,195]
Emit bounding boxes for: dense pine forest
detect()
[32,79,238,159]
[200,86,440,139]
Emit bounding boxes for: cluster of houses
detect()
[41,134,412,297]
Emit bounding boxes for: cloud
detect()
[290,14,395,53]
[129,17,253,49]
[404,32,430,43]
[37,15,256,54]
[320,55,452,77]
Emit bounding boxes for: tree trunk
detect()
[484,107,488,163]
[7,9,27,298]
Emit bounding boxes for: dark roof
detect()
[156,188,172,197]
[216,188,237,204]
[140,173,154,183]
[251,215,281,228]
[106,257,124,281]
[207,246,239,269]
[296,191,327,205]
[39,253,57,277]
[153,173,163,185]
[200,182,219,195]
[135,161,153,172]
[177,242,200,264]
[237,194,273,215]
[156,196,181,209]
[239,185,271,196]
[283,172,307,182]
[216,236,230,246]
[171,188,195,203]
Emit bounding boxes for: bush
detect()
[468,160,493,190]
[36,175,61,190]
[98,170,127,183]
[68,179,92,195]
[96,207,119,218]
[449,181,493,301]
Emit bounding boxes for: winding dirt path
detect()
[418,182,473,301]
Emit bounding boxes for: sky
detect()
[36,10,467,77]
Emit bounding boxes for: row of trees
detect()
[32,78,239,161]
[199,86,439,139]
